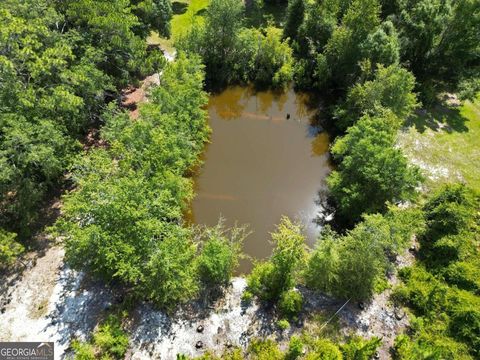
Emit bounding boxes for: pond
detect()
[189,86,331,272]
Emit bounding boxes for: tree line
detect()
[0,0,171,265]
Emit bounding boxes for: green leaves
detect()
[179,0,293,89]
[394,185,480,359]
[334,63,418,130]
[0,229,24,269]
[247,217,307,303]
[58,55,214,309]
[196,222,246,287]
[0,0,169,236]
[328,110,421,223]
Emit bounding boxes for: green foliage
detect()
[277,319,290,330]
[71,341,96,360]
[0,229,24,270]
[93,315,129,359]
[179,0,293,89]
[423,184,479,240]
[335,224,388,300]
[58,55,210,309]
[359,20,400,68]
[278,290,303,319]
[196,222,246,287]
[283,0,305,42]
[253,27,294,88]
[247,217,307,302]
[248,339,282,360]
[0,0,169,237]
[304,227,340,293]
[394,0,480,96]
[324,0,381,88]
[305,338,342,360]
[341,336,381,360]
[307,206,421,300]
[334,64,418,130]
[72,313,129,360]
[180,0,244,87]
[327,110,421,223]
[234,27,294,88]
[144,232,199,309]
[394,185,480,358]
[286,336,304,360]
[133,0,173,37]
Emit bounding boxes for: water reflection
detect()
[191,86,331,272]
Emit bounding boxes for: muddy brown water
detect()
[189,86,331,272]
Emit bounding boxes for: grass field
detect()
[147,0,210,52]
[147,0,287,53]
[398,95,480,192]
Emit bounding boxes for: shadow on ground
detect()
[172,1,188,15]
[406,102,469,134]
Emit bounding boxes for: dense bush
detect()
[196,222,246,287]
[306,207,423,300]
[0,229,24,270]
[292,0,480,97]
[327,110,421,224]
[334,64,418,131]
[57,55,213,308]
[394,185,480,358]
[246,217,307,302]
[0,0,169,239]
[178,0,293,89]
[278,289,303,319]
[72,313,129,360]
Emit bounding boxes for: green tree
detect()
[132,0,172,38]
[283,0,305,42]
[335,64,418,130]
[254,27,294,88]
[247,217,307,302]
[324,0,381,88]
[0,0,167,238]
[202,0,244,86]
[304,227,340,294]
[143,231,199,309]
[57,55,210,309]
[394,0,480,97]
[359,20,400,68]
[327,110,421,223]
[196,222,246,287]
[0,229,24,270]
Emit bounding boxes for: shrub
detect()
[0,229,24,270]
[327,109,421,224]
[248,339,282,360]
[72,313,128,360]
[278,290,303,319]
[196,223,245,287]
[305,339,342,360]
[277,319,290,330]
[423,184,478,240]
[341,336,381,360]
[286,336,304,360]
[93,315,129,359]
[444,260,480,293]
[247,217,306,302]
[71,340,95,360]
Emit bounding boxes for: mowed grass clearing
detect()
[398,95,480,192]
[147,0,210,51]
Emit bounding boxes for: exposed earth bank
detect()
[0,241,412,360]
